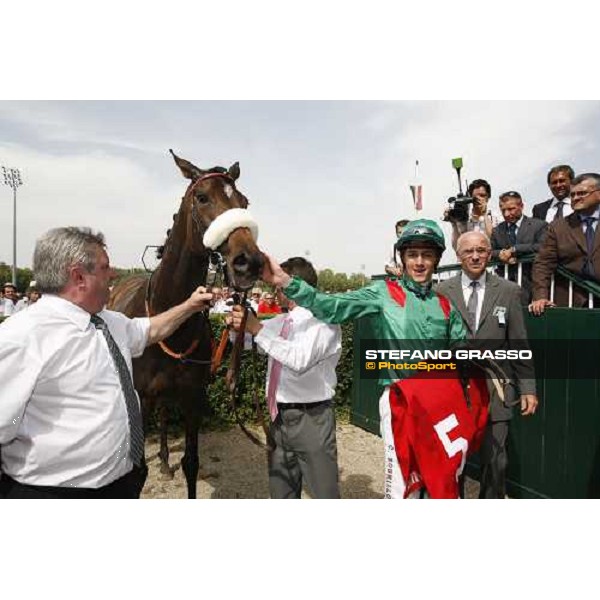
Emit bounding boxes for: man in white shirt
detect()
[532,164,575,223]
[0,226,212,499]
[209,286,231,314]
[230,257,342,499]
[1,283,18,317]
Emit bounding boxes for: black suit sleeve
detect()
[490,225,506,259]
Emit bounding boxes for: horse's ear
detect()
[228,162,240,181]
[169,149,204,181]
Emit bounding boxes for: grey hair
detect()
[456,230,491,254]
[33,227,106,293]
[571,173,600,189]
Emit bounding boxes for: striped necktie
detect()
[467,280,479,333]
[555,200,565,220]
[91,314,145,466]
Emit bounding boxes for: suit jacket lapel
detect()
[478,275,501,330]
[516,216,529,243]
[444,277,472,332]
[567,213,587,254]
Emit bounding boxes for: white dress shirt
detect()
[546,197,573,223]
[0,294,150,487]
[461,271,487,331]
[1,297,16,317]
[14,298,29,313]
[254,306,342,404]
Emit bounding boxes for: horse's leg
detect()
[158,400,174,479]
[180,391,202,499]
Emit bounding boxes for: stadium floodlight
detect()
[2,166,24,286]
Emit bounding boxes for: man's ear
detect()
[69,264,86,288]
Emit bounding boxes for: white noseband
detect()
[202,208,259,251]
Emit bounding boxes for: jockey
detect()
[261,219,486,498]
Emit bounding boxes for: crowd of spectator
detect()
[208,285,285,316]
[0,281,41,318]
[388,164,600,309]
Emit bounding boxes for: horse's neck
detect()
[151,240,208,312]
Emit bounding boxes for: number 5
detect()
[433,414,468,480]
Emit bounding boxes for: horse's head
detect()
[169,149,264,291]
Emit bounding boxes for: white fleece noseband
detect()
[203,208,259,250]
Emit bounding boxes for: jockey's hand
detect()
[231,305,262,336]
[261,253,292,288]
[521,394,538,416]
[528,298,555,316]
[187,286,213,311]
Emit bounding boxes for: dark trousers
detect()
[268,400,340,499]
[0,465,147,499]
[479,420,509,499]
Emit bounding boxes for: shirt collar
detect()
[552,196,571,207]
[287,305,311,321]
[37,294,94,332]
[506,215,523,229]
[461,270,487,290]
[578,206,600,222]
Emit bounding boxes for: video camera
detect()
[443,157,475,223]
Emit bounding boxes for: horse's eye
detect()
[195,193,210,204]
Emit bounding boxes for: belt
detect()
[277,400,331,410]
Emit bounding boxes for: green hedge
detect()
[151,317,355,431]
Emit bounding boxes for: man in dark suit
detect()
[491,191,548,304]
[530,172,600,314]
[531,164,574,222]
[438,231,538,498]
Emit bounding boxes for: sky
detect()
[1,100,599,278]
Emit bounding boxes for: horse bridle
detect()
[188,171,236,248]
[144,172,235,362]
[146,172,273,448]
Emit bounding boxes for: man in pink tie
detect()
[230,257,342,499]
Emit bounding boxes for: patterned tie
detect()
[583,217,597,276]
[90,314,145,466]
[266,316,293,421]
[555,200,565,220]
[467,280,479,333]
[507,223,517,246]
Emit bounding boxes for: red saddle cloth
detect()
[389,373,490,499]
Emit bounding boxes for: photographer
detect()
[445,179,497,252]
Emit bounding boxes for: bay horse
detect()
[109,150,264,498]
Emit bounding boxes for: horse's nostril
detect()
[232,252,263,276]
[233,254,249,268]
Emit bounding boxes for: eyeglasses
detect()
[571,189,598,199]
